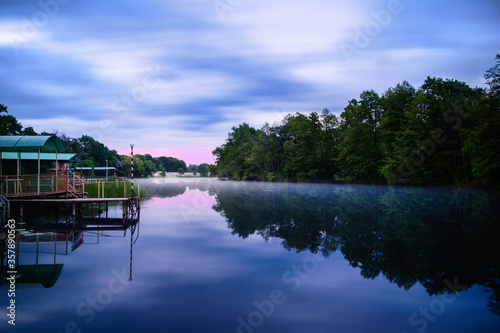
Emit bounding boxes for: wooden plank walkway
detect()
[9,197,132,203]
[6,190,68,198]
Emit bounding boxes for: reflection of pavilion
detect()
[0,229,69,288]
[1,207,139,288]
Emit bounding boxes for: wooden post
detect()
[17,151,20,195]
[72,203,76,231]
[66,170,69,198]
[37,147,41,195]
[55,151,58,191]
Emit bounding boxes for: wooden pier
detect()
[1,197,140,288]
[10,197,135,203]
[9,196,140,232]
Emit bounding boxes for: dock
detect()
[8,196,140,232]
[0,135,141,285]
[9,197,135,203]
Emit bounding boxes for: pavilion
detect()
[0,136,84,198]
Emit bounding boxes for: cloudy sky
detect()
[1,0,499,164]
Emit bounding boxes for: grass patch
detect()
[85,180,146,198]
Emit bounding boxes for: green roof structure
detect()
[0,135,65,153]
[1,152,76,161]
[0,136,76,197]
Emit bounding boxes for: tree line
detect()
[0,106,207,178]
[211,54,500,188]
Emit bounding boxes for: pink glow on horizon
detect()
[117,146,215,166]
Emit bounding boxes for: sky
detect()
[1,0,499,165]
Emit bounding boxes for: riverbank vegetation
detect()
[211,55,500,189]
[0,106,208,178]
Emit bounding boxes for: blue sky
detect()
[1,0,499,164]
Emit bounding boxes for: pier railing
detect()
[0,172,85,198]
[84,179,139,198]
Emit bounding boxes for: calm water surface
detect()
[1,178,499,333]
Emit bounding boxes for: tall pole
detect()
[106,159,108,182]
[130,144,134,197]
[129,227,133,281]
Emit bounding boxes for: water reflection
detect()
[142,177,214,198]
[0,230,65,288]
[1,201,140,288]
[2,178,498,332]
[196,181,500,319]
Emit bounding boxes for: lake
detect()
[1,178,499,333]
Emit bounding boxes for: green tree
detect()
[70,135,120,168]
[22,126,38,135]
[144,160,157,176]
[0,104,23,135]
[485,54,500,98]
[281,112,322,181]
[463,56,500,188]
[320,108,339,179]
[212,123,258,180]
[463,97,500,188]
[121,155,146,178]
[420,77,478,185]
[178,168,185,176]
[210,54,500,189]
[157,156,187,172]
[197,163,210,177]
[336,91,382,182]
[378,81,427,184]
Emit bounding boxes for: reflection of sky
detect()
[1,181,498,333]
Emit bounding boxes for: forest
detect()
[211,54,500,188]
[0,105,209,177]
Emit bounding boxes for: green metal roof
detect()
[0,135,66,153]
[1,152,76,161]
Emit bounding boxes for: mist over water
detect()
[2,178,499,333]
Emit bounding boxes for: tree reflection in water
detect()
[208,182,500,318]
[140,179,500,319]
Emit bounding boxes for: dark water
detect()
[1,178,499,333]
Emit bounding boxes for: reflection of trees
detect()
[139,178,216,198]
[212,183,339,254]
[210,182,500,316]
[486,273,500,318]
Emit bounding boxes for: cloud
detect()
[1,0,499,164]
